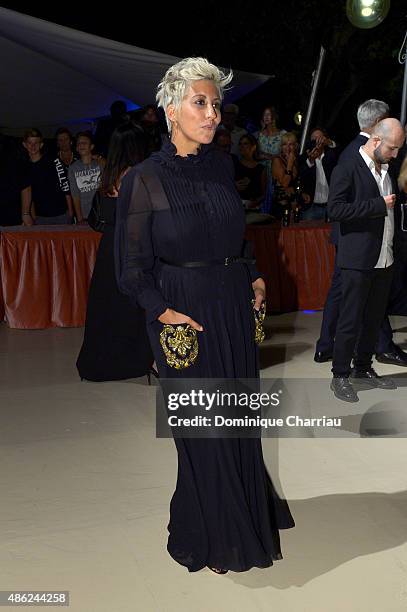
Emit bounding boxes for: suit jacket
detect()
[299,146,339,203]
[330,134,369,245]
[338,133,368,164]
[327,152,398,269]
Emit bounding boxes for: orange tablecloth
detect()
[0,226,101,329]
[0,221,335,329]
[245,221,335,313]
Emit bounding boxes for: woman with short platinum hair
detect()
[115,56,294,575]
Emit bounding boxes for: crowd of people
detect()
[0,103,165,227]
[1,55,407,575]
[6,93,404,228]
[1,79,407,385]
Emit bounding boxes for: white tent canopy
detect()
[0,8,271,135]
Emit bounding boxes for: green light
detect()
[346,0,390,29]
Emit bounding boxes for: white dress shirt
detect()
[306,140,336,203]
[307,152,330,203]
[359,146,393,268]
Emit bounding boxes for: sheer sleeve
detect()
[115,166,171,324]
[220,152,263,282]
[241,239,263,282]
[220,150,263,283]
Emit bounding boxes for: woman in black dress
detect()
[115,58,294,573]
[77,123,154,382]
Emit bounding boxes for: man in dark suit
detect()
[327,118,405,402]
[300,127,339,220]
[314,99,389,362]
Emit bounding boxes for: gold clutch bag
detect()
[159,324,199,369]
[252,300,266,344]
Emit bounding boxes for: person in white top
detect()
[300,127,338,220]
[358,145,394,267]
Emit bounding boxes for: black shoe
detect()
[207,566,228,575]
[376,345,407,367]
[314,350,333,363]
[146,367,159,386]
[330,377,359,402]
[351,367,397,389]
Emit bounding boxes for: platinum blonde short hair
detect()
[156,57,233,131]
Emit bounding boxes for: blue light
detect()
[126,101,141,111]
[303,310,317,314]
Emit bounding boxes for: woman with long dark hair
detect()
[234,133,267,209]
[76,123,154,382]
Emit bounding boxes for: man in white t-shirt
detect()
[68,132,104,222]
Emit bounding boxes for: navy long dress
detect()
[76,194,153,381]
[115,141,294,572]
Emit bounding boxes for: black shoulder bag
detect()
[87,191,106,232]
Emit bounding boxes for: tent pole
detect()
[300,46,326,155]
[400,29,407,126]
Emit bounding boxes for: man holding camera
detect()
[299,127,338,220]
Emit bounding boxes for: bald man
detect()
[327,118,405,402]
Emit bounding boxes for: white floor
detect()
[1,312,407,612]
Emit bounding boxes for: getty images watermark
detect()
[155,378,407,438]
[165,387,339,429]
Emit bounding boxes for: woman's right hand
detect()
[158,308,204,331]
[287,150,296,165]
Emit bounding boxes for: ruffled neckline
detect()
[152,139,214,166]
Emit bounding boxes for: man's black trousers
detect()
[332,266,394,377]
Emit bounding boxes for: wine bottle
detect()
[293,206,300,223]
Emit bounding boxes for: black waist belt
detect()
[159,256,256,268]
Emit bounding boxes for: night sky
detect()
[3,1,407,143]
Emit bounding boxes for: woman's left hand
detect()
[252,277,266,310]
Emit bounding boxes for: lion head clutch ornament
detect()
[159,324,199,369]
[252,299,266,345]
